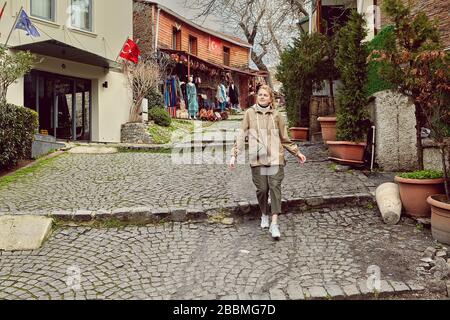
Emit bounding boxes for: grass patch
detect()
[148,120,218,144]
[329,163,338,172]
[148,120,195,144]
[0,153,64,190]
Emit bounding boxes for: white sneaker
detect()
[261,214,270,229]
[270,224,281,240]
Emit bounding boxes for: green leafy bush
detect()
[335,10,369,142]
[146,88,165,110]
[398,170,443,180]
[277,33,338,128]
[149,107,171,127]
[366,26,396,96]
[0,103,38,169]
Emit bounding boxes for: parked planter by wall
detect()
[327,141,366,165]
[289,127,309,141]
[427,195,450,245]
[394,176,445,218]
[317,116,337,142]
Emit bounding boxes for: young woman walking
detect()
[229,85,307,240]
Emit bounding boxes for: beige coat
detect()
[232,104,301,167]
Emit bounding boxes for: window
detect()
[30,0,55,21]
[71,0,93,31]
[188,36,198,56]
[223,46,230,66]
[172,27,181,50]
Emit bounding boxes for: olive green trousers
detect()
[251,166,285,216]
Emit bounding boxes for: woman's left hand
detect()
[297,153,307,164]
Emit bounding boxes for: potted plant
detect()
[419,51,450,243]
[371,0,449,241]
[328,10,369,164]
[317,116,337,141]
[277,33,337,141]
[394,170,445,218]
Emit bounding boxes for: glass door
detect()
[24,70,92,141]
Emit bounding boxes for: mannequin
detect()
[228,81,240,110]
[186,76,199,120]
[216,80,227,112]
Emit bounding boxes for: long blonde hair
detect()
[257,85,277,108]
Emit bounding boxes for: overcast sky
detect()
[154,0,231,33]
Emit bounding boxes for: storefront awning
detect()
[159,48,260,77]
[12,40,117,69]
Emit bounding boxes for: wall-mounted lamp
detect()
[102,81,109,88]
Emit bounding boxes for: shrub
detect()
[0,103,38,169]
[277,33,338,128]
[149,107,171,127]
[335,10,369,142]
[366,26,396,96]
[398,170,444,180]
[146,87,165,110]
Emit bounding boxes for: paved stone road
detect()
[0,207,435,300]
[0,144,376,215]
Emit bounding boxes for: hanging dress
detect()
[186,83,199,117]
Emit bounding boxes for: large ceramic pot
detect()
[317,116,337,142]
[428,195,450,245]
[394,176,445,218]
[327,141,366,165]
[289,127,309,141]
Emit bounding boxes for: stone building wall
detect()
[370,90,418,171]
[378,0,450,48]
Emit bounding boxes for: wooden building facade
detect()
[133,0,267,110]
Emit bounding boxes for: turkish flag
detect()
[0,2,7,21]
[120,39,141,64]
[209,37,222,55]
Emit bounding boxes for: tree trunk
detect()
[414,103,424,170]
[444,144,450,201]
[251,51,273,88]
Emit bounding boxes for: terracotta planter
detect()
[394,176,445,218]
[428,194,450,245]
[317,116,337,142]
[327,141,367,165]
[289,127,309,141]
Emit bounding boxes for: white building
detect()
[1,0,133,142]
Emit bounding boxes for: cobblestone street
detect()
[0,207,439,300]
[0,144,377,215]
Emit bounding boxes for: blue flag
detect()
[15,9,40,37]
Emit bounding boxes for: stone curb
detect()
[265,279,427,301]
[1,193,375,224]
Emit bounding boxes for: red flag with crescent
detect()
[0,2,7,21]
[119,38,140,64]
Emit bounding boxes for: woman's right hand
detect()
[229,156,237,170]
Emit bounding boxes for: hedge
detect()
[0,103,38,169]
[366,25,396,97]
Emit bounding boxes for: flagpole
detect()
[4,5,22,47]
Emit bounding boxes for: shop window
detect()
[71,0,93,32]
[172,27,181,50]
[30,0,55,21]
[223,46,230,66]
[188,36,198,56]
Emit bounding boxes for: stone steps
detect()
[4,193,376,224]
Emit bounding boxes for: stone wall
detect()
[378,0,450,48]
[370,90,418,171]
[423,139,450,172]
[133,1,155,57]
[121,123,154,144]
